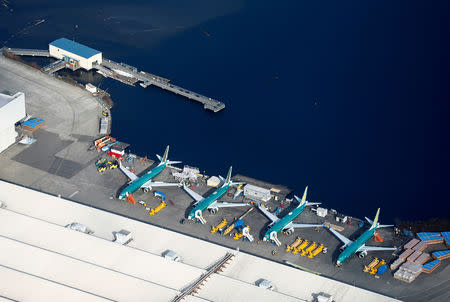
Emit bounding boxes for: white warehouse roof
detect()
[0,180,399,302]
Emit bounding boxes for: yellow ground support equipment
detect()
[223,223,236,236]
[97,165,107,173]
[293,240,309,255]
[301,242,317,256]
[363,258,379,273]
[369,259,386,275]
[211,219,227,234]
[286,237,302,253]
[108,160,118,169]
[149,201,166,215]
[233,232,244,240]
[308,244,324,258]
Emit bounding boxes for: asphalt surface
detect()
[0,55,448,302]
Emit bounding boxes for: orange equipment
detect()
[374,231,383,242]
[126,194,136,205]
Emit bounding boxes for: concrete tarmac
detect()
[0,55,448,302]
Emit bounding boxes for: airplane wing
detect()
[142,181,180,188]
[210,202,249,209]
[257,202,279,223]
[327,226,353,245]
[182,184,204,204]
[289,223,324,229]
[119,161,138,181]
[358,245,397,252]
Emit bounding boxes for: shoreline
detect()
[0,52,449,301]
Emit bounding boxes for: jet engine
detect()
[143,187,150,193]
[358,250,367,258]
[209,207,218,214]
[285,227,294,236]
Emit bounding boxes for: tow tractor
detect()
[107,160,118,169]
[95,158,108,173]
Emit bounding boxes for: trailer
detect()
[308,244,324,258]
[149,201,166,215]
[293,240,309,255]
[301,242,317,256]
[286,237,302,253]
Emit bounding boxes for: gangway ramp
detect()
[3,48,50,57]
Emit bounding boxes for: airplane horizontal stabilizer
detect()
[306,202,321,206]
[377,224,394,228]
[166,160,182,165]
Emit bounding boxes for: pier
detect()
[1,46,225,113]
[3,48,50,57]
[98,58,226,112]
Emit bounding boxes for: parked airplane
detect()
[326,208,396,266]
[118,145,180,199]
[257,186,323,246]
[183,166,249,224]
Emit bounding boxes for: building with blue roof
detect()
[49,38,102,70]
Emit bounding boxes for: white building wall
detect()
[49,45,102,70]
[0,125,17,153]
[0,92,25,153]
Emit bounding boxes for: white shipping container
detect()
[316,207,328,217]
[244,184,271,202]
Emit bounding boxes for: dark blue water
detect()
[2,1,449,222]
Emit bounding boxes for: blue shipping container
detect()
[402,229,414,237]
[377,264,388,275]
[154,191,166,200]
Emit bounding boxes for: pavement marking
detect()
[68,191,79,198]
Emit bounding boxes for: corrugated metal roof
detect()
[50,38,101,59]
[0,180,400,302]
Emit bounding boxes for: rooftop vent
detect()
[255,279,275,291]
[113,229,133,245]
[162,250,181,262]
[65,222,93,234]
